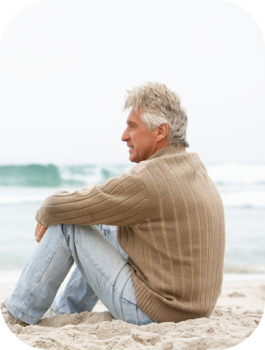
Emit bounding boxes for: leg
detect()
[52,266,99,315]
[52,225,124,315]
[64,224,153,325]
[5,224,154,325]
[5,224,74,324]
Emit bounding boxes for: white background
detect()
[0,0,264,165]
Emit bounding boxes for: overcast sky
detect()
[0,0,264,165]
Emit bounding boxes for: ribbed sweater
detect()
[36,144,225,323]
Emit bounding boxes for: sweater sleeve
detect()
[35,172,148,227]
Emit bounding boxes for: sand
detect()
[1,278,265,350]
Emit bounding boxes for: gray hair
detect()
[124,82,189,147]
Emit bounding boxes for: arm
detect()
[35,173,148,228]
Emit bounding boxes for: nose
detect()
[121,128,129,142]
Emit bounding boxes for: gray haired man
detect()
[2,83,225,326]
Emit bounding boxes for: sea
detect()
[0,162,265,290]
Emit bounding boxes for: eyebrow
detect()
[126,119,137,125]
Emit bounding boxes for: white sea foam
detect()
[59,166,102,185]
[58,164,131,186]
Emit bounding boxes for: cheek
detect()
[142,133,155,145]
[131,133,139,145]
[132,129,154,150]
[133,136,143,149]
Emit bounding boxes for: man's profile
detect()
[1,82,225,326]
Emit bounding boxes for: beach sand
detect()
[1,278,264,350]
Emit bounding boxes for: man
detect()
[1,82,225,326]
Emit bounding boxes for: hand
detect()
[35,223,48,243]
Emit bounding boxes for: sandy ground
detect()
[1,278,265,350]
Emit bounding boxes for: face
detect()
[121,109,158,163]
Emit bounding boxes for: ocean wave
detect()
[0,163,265,193]
[0,164,62,187]
[59,163,265,187]
[0,163,265,209]
[0,164,131,188]
[0,163,264,188]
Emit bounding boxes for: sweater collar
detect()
[147,144,187,161]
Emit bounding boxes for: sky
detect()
[0,0,265,167]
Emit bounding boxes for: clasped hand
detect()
[35,223,48,243]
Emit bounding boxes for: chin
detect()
[129,157,136,163]
[129,150,141,163]
[129,155,138,163]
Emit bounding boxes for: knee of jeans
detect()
[62,224,74,233]
[62,224,74,242]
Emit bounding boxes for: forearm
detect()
[35,173,148,227]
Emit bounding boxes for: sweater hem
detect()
[132,272,214,323]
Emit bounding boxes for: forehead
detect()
[126,109,143,124]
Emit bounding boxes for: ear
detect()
[156,123,169,141]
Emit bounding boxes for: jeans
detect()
[5,224,154,325]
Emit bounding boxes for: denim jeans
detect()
[5,224,154,325]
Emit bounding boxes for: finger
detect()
[35,223,46,237]
[35,224,40,238]
[35,226,47,243]
[35,232,43,243]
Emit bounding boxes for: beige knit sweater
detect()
[36,144,225,323]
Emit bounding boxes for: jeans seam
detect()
[19,237,65,314]
[53,303,66,313]
[121,296,137,306]
[119,274,137,307]
[76,240,123,297]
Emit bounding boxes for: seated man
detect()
[1,82,225,326]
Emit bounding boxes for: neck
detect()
[153,138,170,154]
